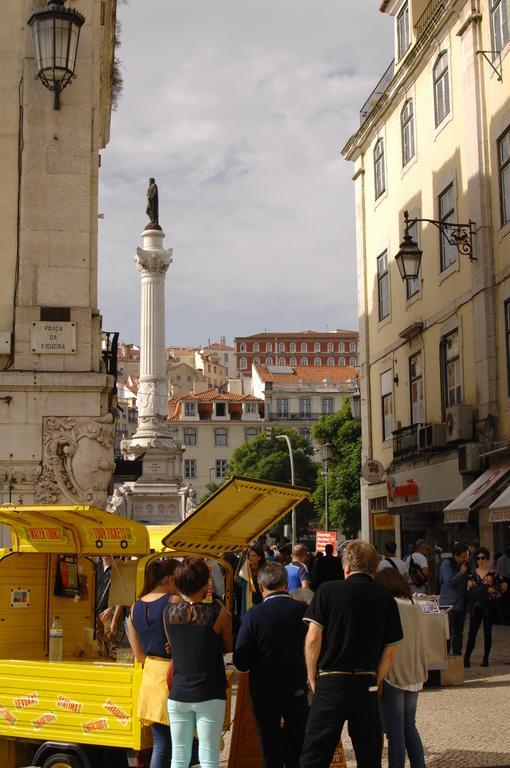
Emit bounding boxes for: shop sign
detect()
[387,476,419,504]
[361,459,385,484]
[373,513,395,531]
[316,531,338,553]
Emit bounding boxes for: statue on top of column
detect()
[145,177,160,228]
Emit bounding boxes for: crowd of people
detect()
[119,537,509,768]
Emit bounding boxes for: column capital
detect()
[134,247,173,274]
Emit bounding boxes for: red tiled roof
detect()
[254,365,358,384]
[181,389,260,402]
[206,343,234,351]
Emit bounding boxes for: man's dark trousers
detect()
[252,688,309,768]
[300,675,382,768]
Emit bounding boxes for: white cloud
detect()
[98,0,393,345]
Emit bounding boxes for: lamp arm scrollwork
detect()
[403,210,476,261]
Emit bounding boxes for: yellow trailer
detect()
[0,476,310,768]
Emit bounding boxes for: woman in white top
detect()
[376,568,428,768]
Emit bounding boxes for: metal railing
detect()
[415,0,447,40]
[267,412,325,422]
[360,59,395,124]
[392,424,420,461]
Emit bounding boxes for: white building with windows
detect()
[342,0,510,555]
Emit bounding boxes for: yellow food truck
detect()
[0,476,310,768]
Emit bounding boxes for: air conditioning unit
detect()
[446,404,474,443]
[418,423,447,451]
[458,442,481,474]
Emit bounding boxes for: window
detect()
[290,356,297,365]
[300,398,311,418]
[490,0,509,56]
[277,398,289,417]
[374,138,386,199]
[314,357,321,366]
[339,356,346,366]
[377,250,390,321]
[253,342,259,352]
[215,459,228,480]
[253,357,260,365]
[290,342,296,353]
[350,357,357,366]
[314,342,321,352]
[184,401,196,417]
[278,342,285,352]
[215,402,226,417]
[278,357,286,365]
[401,99,415,167]
[266,357,274,365]
[433,52,450,127]
[240,343,247,353]
[240,358,247,370]
[301,357,309,366]
[381,370,393,441]
[338,342,345,353]
[327,357,335,366]
[504,300,510,394]
[350,342,356,352]
[183,427,196,446]
[301,342,308,352]
[215,427,227,446]
[405,219,420,298]
[439,183,457,271]
[265,342,273,352]
[498,126,510,226]
[184,459,197,479]
[322,398,334,415]
[397,2,410,60]
[327,342,334,353]
[441,329,462,408]
[409,352,424,424]
[245,401,257,414]
[245,427,260,441]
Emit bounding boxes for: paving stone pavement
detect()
[220,623,510,768]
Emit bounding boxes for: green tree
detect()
[313,399,361,537]
[225,428,318,536]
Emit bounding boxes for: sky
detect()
[98,0,393,347]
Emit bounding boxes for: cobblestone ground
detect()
[220,624,510,768]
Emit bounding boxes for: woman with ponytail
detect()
[127,558,179,768]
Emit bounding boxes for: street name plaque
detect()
[31,321,76,354]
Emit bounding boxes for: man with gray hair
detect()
[234,561,309,768]
[300,540,403,768]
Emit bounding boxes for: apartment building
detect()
[342,0,510,554]
[234,330,359,376]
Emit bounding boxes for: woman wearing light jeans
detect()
[164,558,233,768]
[376,568,428,768]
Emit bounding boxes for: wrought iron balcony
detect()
[415,0,447,40]
[360,60,395,124]
[268,412,322,422]
[392,424,420,461]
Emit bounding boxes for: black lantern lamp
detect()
[395,212,423,281]
[349,381,361,420]
[28,0,85,110]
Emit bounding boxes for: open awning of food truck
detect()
[161,476,311,554]
[0,504,150,555]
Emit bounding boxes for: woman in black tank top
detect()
[164,558,233,768]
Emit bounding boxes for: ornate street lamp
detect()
[395,210,476,281]
[28,0,85,110]
[349,382,361,420]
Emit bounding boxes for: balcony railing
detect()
[415,0,447,40]
[360,59,395,124]
[392,424,420,461]
[268,413,326,422]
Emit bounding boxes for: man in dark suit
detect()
[310,544,343,589]
[234,561,309,768]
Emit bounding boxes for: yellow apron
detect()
[137,656,171,726]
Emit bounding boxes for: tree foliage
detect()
[312,399,361,537]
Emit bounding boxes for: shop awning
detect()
[443,463,510,524]
[488,484,510,523]
[161,476,311,554]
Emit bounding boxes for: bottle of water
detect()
[49,616,63,662]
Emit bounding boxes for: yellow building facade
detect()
[343,0,510,554]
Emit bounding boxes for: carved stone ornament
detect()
[135,247,173,274]
[0,464,42,485]
[35,415,115,506]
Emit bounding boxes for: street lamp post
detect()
[319,443,332,531]
[265,429,297,545]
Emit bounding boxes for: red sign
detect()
[387,477,419,503]
[316,531,338,553]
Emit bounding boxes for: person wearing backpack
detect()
[406,540,430,594]
[377,541,407,575]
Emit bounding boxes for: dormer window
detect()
[397,2,410,61]
[215,402,227,418]
[184,401,196,417]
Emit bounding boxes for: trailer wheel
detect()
[41,754,84,768]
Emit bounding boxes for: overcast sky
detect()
[98,0,393,347]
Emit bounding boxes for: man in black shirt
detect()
[310,544,344,589]
[234,561,309,768]
[300,540,403,768]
